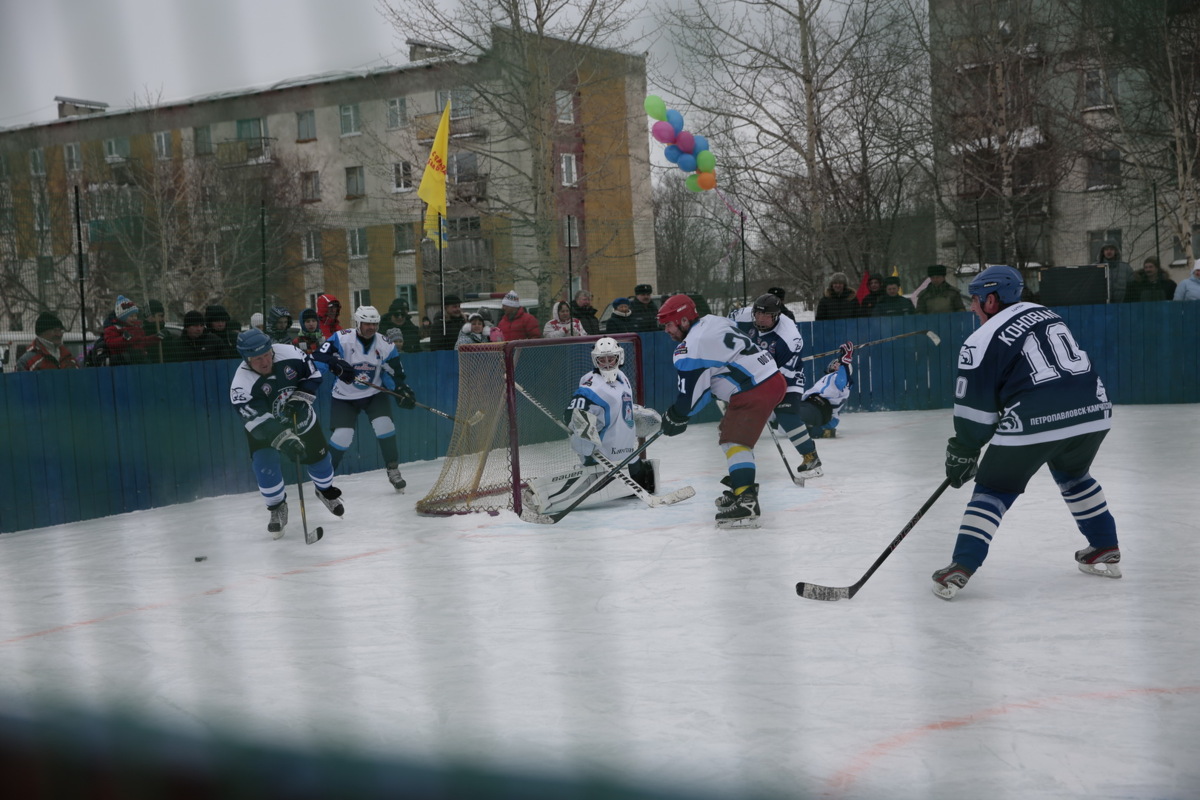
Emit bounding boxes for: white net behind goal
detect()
[416,334,643,517]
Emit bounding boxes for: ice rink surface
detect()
[0,405,1196,800]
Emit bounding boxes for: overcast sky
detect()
[0,0,405,128]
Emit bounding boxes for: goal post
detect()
[416,334,644,518]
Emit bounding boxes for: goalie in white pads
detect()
[523,338,662,515]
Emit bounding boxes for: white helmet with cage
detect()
[354,305,381,325]
[591,337,625,383]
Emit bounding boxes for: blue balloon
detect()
[677,153,697,172]
[693,135,710,156]
[663,144,682,164]
[666,109,684,134]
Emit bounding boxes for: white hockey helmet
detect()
[591,337,625,383]
[354,305,381,325]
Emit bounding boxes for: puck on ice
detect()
[194,556,207,562]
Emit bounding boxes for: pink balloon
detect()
[676,130,695,154]
[651,120,677,144]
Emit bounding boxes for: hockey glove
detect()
[945,437,979,488]
[394,384,416,409]
[661,406,689,437]
[839,341,855,366]
[329,358,357,385]
[272,428,306,461]
[283,391,316,427]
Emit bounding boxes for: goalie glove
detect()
[945,436,979,488]
[632,405,662,438]
[570,408,602,446]
[661,405,689,437]
[271,428,306,461]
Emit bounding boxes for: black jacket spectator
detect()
[604,297,639,334]
[571,291,601,335]
[204,305,239,359]
[1125,258,1176,303]
[429,294,467,351]
[628,284,660,332]
[172,310,228,361]
[385,298,423,352]
[815,273,860,320]
[857,275,885,317]
[873,279,915,316]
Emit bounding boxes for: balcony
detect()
[451,176,488,202]
[216,137,275,167]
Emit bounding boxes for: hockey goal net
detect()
[416,334,644,518]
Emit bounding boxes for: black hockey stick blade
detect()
[306,526,323,545]
[794,478,952,601]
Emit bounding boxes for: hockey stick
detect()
[513,382,695,509]
[801,329,942,362]
[767,420,807,487]
[356,378,484,425]
[794,477,951,600]
[527,432,666,524]
[293,453,324,545]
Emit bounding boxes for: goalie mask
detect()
[591,337,625,383]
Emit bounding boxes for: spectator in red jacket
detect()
[103,295,161,365]
[316,293,344,339]
[16,311,80,371]
[496,291,540,340]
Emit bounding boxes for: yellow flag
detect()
[418,100,451,249]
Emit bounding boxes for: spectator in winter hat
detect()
[455,312,495,349]
[543,301,586,338]
[16,311,80,371]
[1125,257,1176,303]
[316,293,343,338]
[628,284,660,332]
[250,312,265,331]
[858,275,886,317]
[766,286,796,319]
[172,310,226,362]
[570,290,601,335]
[103,295,162,365]
[604,297,638,334]
[916,265,966,314]
[497,291,540,340]
[430,294,466,351]
[293,308,325,355]
[385,298,422,353]
[873,276,915,317]
[203,304,239,359]
[815,273,860,321]
[1174,260,1200,301]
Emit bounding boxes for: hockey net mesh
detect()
[416,335,642,517]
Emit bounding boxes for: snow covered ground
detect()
[0,405,1196,799]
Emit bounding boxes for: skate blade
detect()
[716,517,761,530]
[932,581,960,600]
[270,527,285,540]
[1078,562,1122,579]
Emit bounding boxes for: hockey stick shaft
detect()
[513,382,690,509]
[357,379,476,424]
[293,453,322,545]
[546,432,665,523]
[795,477,951,600]
[801,329,941,362]
[766,420,804,485]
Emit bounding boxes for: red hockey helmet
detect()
[656,294,698,326]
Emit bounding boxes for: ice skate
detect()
[714,476,738,510]
[316,485,345,517]
[267,500,288,540]
[1075,546,1121,578]
[716,484,760,530]
[931,562,974,600]
[796,451,823,479]
[386,463,406,492]
[822,428,836,439]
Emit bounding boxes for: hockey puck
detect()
[194,556,207,562]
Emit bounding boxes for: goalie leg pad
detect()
[525,464,636,515]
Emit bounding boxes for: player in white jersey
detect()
[313,306,416,491]
[931,265,1120,600]
[523,338,662,515]
[801,347,856,438]
[733,293,839,478]
[229,329,344,539]
[657,294,787,528]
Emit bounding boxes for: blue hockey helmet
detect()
[968,265,1023,305]
[236,328,273,360]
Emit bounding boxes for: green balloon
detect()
[644,95,668,121]
[685,173,703,192]
[696,150,716,172]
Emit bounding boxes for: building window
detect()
[437,88,474,118]
[345,166,366,197]
[340,104,361,135]
[348,227,368,258]
[104,137,131,163]
[64,143,81,172]
[297,110,316,141]
[34,200,50,231]
[154,131,172,160]
[237,118,266,141]
[1085,68,1117,109]
[561,153,577,187]
[449,152,477,184]
[564,215,580,248]
[393,161,413,191]
[556,90,574,123]
[194,126,213,156]
[29,148,46,176]
[352,288,371,309]
[446,216,481,236]
[394,222,415,253]
[301,171,321,202]
[302,230,322,262]
[394,284,417,308]
[387,98,407,129]
[1086,149,1121,190]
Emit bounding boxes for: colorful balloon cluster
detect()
[645,95,717,192]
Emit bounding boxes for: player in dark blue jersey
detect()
[230,329,344,539]
[932,265,1121,599]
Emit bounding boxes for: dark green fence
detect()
[2,302,1196,533]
